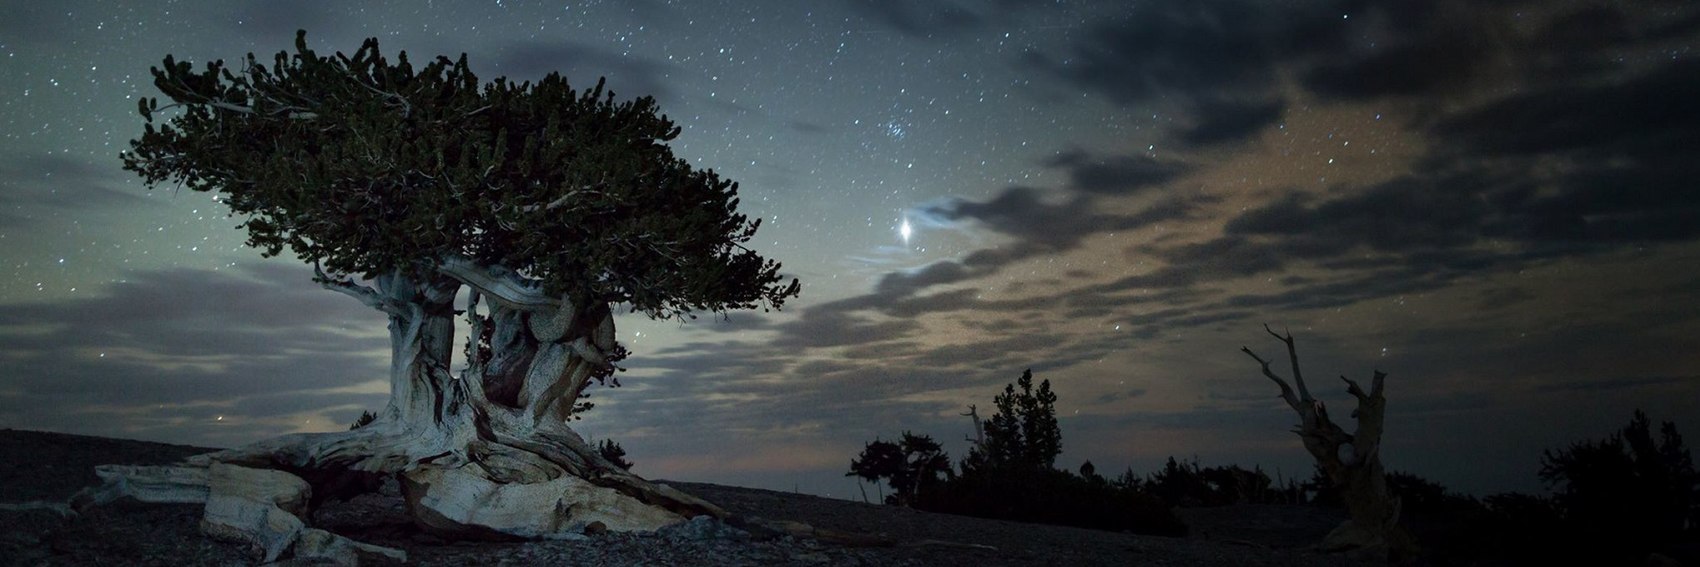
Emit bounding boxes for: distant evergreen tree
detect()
[966,369,1060,474]
[898,369,1186,536]
[597,439,634,471]
[347,410,377,430]
[1079,460,1099,481]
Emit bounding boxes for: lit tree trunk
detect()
[442,257,622,426]
[73,260,723,562]
[1241,325,1414,559]
[374,270,461,428]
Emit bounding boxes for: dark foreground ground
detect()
[0,429,1384,566]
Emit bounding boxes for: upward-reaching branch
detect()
[1241,346,1303,413]
[1263,324,1313,403]
[961,404,985,449]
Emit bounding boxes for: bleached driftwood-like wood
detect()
[1242,324,1411,558]
[70,462,404,564]
[404,464,686,538]
[438,255,559,311]
[0,500,74,517]
[70,464,210,510]
[200,463,313,562]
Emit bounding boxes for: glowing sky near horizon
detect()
[1,0,1698,499]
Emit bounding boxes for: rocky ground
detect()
[0,429,1374,566]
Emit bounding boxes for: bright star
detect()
[900,218,912,244]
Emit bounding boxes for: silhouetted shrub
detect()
[1147,457,1210,507]
[1540,410,1699,563]
[1145,456,1286,507]
[846,431,952,506]
[1386,471,1483,517]
[1303,463,1342,508]
[1405,412,1700,565]
[1483,492,1563,549]
[915,466,1187,536]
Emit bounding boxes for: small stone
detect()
[583,521,608,535]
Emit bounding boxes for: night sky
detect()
[3,1,1698,500]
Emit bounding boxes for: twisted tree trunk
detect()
[74,259,722,562]
[1241,325,1414,560]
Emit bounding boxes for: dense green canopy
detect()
[124,31,798,318]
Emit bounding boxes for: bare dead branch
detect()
[1341,375,1369,402]
[1242,346,1303,412]
[519,187,608,213]
[1262,324,1314,403]
[960,404,985,448]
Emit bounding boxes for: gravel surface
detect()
[0,429,1371,566]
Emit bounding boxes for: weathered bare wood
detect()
[1245,326,1412,559]
[960,404,985,449]
[71,462,404,564]
[1262,324,1315,403]
[404,463,686,538]
[0,500,73,517]
[438,255,560,311]
[1240,346,1302,413]
[70,465,210,511]
[201,463,313,562]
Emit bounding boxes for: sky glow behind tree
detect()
[1,1,1697,499]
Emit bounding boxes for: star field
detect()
[2,1,1698,499]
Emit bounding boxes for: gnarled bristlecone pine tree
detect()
[77,31,800,562]
[1241,325,1415,559]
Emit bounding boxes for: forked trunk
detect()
[74,262,722,563]
[1242,325,1415,560]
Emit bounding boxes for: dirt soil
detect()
[0,429,1379,566]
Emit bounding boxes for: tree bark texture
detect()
[1241,325,1414,559]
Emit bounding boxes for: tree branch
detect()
[437,255,561,311]
[518,187,606,213]
[1241,346,1303,412]
[1263,323,1313,403]
[1341,375,1369,402]
[313,262,404,316]
[155,99,318,119]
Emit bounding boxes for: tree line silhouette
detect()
[850,367,1700,564]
